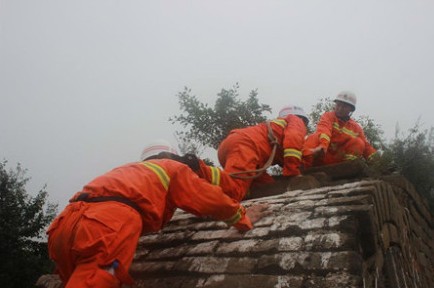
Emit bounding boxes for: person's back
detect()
[217,105,308,201]
[76,159,251,233]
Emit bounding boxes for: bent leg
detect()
[218,134,260,201]
[49,202,141,288]
[66,262,120,288]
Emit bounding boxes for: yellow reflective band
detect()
[319,133,330,142]
[210,166,221,186]
[333,122,359,138]
[341,127,359,138]
[344,154,358,160]
[367,152,377,160]
[284,148,302,160]
[141,162,170,191]
[224,207,243,225]
[271,119,287,128]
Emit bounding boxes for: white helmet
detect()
[140,139,178,161]
[278,105,309,124]
[334,91,357,111]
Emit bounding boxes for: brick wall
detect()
[36,166,434,288]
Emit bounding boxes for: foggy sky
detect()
[1,0,434,211]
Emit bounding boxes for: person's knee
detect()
[87,268,121,288]
[66,263,121,288]
[346,138,365,155]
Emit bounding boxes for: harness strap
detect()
[229,121,279,179]
[71,193,143,216]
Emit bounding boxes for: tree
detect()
[170,83,271,151]
[0,161,58,288]
[308,97,334,133]
[383,123,434,213]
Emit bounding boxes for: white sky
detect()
[1,0,434,211]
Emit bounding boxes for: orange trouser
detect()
[218,133,264,201]
[303,132,366,168]
[47,201,142,288]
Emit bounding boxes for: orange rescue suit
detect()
[303,111,377,167]
[216,114,307,201]
[47,159,252,288]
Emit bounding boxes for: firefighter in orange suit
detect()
[47,140,269,288]
[216,105,308,201]
[303,91,377,168]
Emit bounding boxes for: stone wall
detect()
[36,164,434,288]
[130,177,433,288]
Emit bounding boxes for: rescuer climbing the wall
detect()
[47,140,269,288]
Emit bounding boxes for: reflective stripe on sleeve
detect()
[344,154,359,161]
[223,207,243,225]
[332,122,359,138]
[271,119,287,128]
[141,162,170,191]
[341,127,359,138]
[210,166,221,186]
[319,133,331,142]
[284,148,302,160]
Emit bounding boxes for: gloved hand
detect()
[310,146,325,159]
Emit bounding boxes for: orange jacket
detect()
[196,159,245,200]
[71,159,252,232]
[219,114,307,176]
[311,111,376,160]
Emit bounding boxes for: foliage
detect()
[356,115,385,150]
[382,123,434,212]
[0,161,58,288]
[308,97,334,133]
[170,83,271,151]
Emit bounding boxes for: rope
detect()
[229,121,279,179]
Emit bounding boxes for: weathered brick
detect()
[290,193,326,202]
[305,232,351,251]
[191,228,244,241]
[184,241,219,256]
[215,239,259,254]
[198,274,304,288]
[304,272,362,288]
[130,261,176,275]
[257,252,362,274]
[174,257,256,274]
[146,245,188,260]
[278,237,304,251]
[283,200,316,209]
[139,231,195,249]
[314,204,372,217]
[133,276,203,288]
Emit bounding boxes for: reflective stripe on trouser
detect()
[322,137,366,165]
[302,133,366,167]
